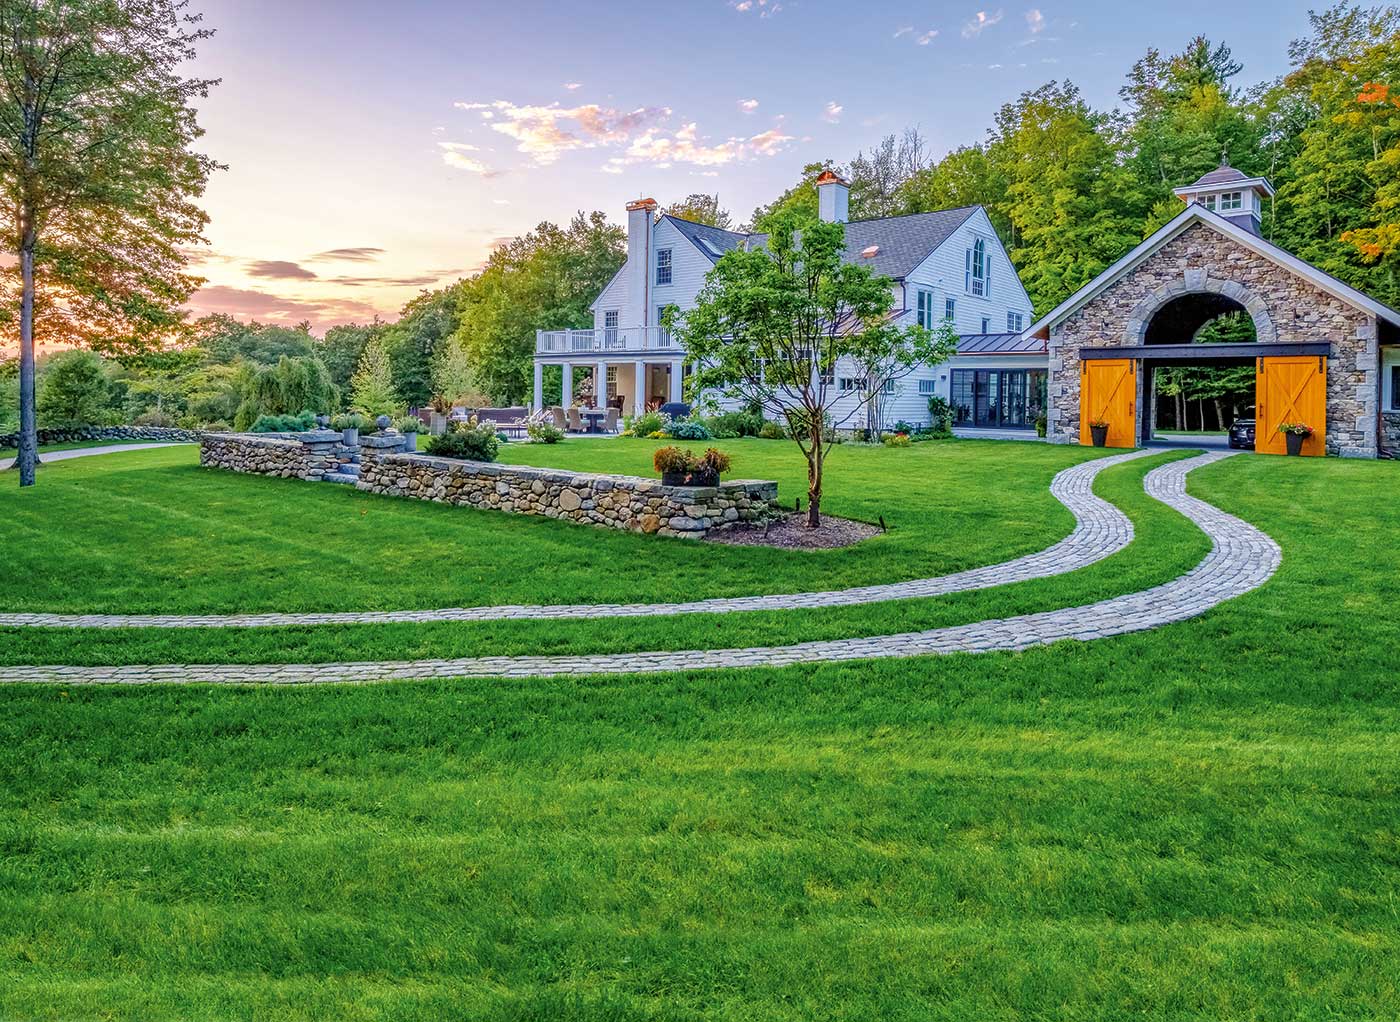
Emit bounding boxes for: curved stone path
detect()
[0,452,1280,685]
[1,448,1158,629]
[0,442,181,472]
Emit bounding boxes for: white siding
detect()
[900,207,1034,332]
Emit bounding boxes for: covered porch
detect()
[531,356,685,419]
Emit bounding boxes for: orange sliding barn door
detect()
[1079,358,1137,448]
[1256,356,1326,456]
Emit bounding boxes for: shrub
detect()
[624,410,668,438]
[37,350,114,427]
[927,395,954,433]
[426,417,500,462]
[391,415,421,434]
[251,410,317,433]
[525,410,564,444]
[666,418,713,441]
[653,446,692,474]
[331,412,366,431]
[705,410,764,438]
[883,432,912,448]
[233,355,338,431]
[1035,412,1047,438]
[757,421,786,440]
[698,447,732,474]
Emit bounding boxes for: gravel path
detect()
[0,451,1278,685]
[0,449,1158,629]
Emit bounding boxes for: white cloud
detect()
[438,142,499,176]
[491,198,511,205]
[822,100,843,123]
[564,82,582,90]
[732,0,782,15]
[962,9,1004,37]
[455,100,672,164]
[917,29,939,45]
[894,25,913,37]
[1025,8,1045,33]
[605,122,794,171]
[738,98,760,113]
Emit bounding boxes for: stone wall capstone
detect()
[356,444,778,539]
[0,424,202,450]
[1048,221,1379,457]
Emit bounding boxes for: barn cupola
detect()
[1172,160,1274,237]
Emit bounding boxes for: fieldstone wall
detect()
[0,424,201,450]
[358,447,779,539]
[1048,221,1379,457]
[199,430,373,480]
[1382,412,1400,453]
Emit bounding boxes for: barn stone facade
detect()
[1047,222,1381,458]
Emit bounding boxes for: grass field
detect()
[1,439,1398,1020]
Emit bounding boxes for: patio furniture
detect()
[603,408,620,433]
[567,407,584,432]
[548,406,567,430]
[582,409,607,434]
[658,402,691,420]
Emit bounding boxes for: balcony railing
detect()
[535,326,681,356]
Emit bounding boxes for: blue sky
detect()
[184,0,1321,331]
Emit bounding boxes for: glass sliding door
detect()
[950,368,1040,429]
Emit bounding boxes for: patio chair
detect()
[567,407,584,432]
[603,408,620,433]
[549,406,567,430]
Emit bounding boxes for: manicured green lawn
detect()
[1,443,1398,1019]
[0,438,1106,614]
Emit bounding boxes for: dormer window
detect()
[656,248,672,286]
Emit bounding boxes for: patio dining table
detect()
[582,409,607,434]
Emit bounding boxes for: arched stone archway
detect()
[1123,274,1277,347]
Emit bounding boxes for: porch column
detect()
[532,361,543,412]
[669,359,684,404]
[562,362,573,406]
[597,362,608,409]
[634,360,646,415]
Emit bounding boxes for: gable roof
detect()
[1026,203,1400,339]
[664,205,982,280]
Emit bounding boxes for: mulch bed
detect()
[705,512,882,549]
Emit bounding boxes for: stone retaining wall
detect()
[1382,412,1400,454]
[199,430,371,480]
[0,424,201,450]
[357,446,779,539]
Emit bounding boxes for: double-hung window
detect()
[1007,311,1024,332]
[881,379,896,395]
[944,297,956,321]
[917,379,937,396]
[966,238,990,297]
[603,309,619,347]
[655,248,672,286]
[981,317,991,333]
[916,289,935,328]
[838,377,867,393]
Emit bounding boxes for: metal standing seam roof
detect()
[957,332,1048,355]
[665,205,983,280]
[1186,165,1252,188]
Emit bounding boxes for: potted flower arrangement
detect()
[652,446,732,486]
[392,415,421,452]
[1089,419,1110,447]
[331,412,366,446]
[1277,421,1313,456]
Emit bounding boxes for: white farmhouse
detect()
[532,172,1047,432]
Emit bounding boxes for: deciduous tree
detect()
[0,0,218,485]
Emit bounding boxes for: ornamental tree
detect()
[675,210,950,528]
[0,0,218,486]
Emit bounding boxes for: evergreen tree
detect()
[349,335,401,418]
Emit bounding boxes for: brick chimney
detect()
[816,171,849,224]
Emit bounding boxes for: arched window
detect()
[966,238,989,297]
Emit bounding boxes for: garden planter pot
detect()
[661,471,689,486]
[342,428,359,446]
[1090,424,1109,447]
[1285,431,1306,456]
[688,469,720,488]
[429,412,447,436]
[402,431,418,453]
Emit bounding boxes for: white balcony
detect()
[535,326,681,357]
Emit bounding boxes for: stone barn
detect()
[1027,164,1400,458]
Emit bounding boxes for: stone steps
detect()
[322,471,360,485]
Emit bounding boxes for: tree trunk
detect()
[1176,393,1185,431]
[17,220,37,488]
[805,427,823,528]
[1213,398,1226,432]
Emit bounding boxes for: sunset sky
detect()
[183,0,1320,335]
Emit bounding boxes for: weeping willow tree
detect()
[232,356,338,431]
